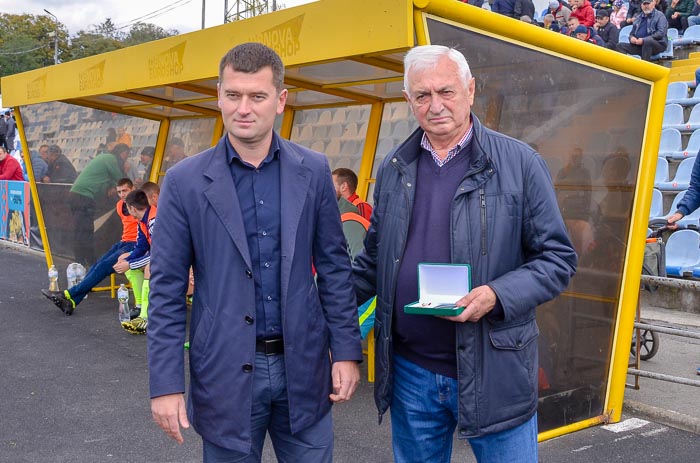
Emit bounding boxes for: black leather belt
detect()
[256,338,284,355]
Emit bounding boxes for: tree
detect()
[124,23,178,46]
[0,34,46,78]
[0,13,68,76]
[67,31,124,61]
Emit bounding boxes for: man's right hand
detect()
[151,393,190,444]
[667,212,684,230]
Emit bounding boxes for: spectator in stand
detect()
[30,144,50,181]
[3,112,16,152]
[492,0,517,17]
[43,144,77,184]
[566,16,581,35]
[688,0,700,27]
[162,137,186,172]
[135,146,155,186]
[617,0,669,61]
[594,0,613,11]
[596,9,621,48]
[0,111,6,152]
[332,167,373,222]
[574,24,608,45]
[667,156,700,231]
[116,127,132,147]
[666,0,695,31]
[549,0,572,27]
[68,143,130,266]
[625,0,643,26]
[41,178,140,316]
[544,13,562,30]
[515,0,536,20]
[0,146,24,181]
[611,0,630,27]
[571,0,596,26]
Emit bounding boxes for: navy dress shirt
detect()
[226,135,282,340]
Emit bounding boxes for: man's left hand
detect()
[329,361,360,403]
[113,260,130,274]
[442,285,497,323]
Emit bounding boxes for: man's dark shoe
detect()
[41,289,76,315]
[130,307,141,320]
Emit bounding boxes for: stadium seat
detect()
[651,40,674,61]
[678,201,700,228]
[659,128,683,157]
[656,156,696,190]
[619,25,632,44]
[666,82,689,104]
[693,265,700,278]
[681,25,700,45]
[668,28,692,47]
[662,104,685,129]
[649,188,664,220]
[680,85,700,107]
[654,157,670,187]
[665,229,700,276]
[671,129,700,160]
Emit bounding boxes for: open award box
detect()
[404,263,471,316]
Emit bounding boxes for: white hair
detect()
[403,45,472,94]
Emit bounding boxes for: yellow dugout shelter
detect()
[1,0,668,441]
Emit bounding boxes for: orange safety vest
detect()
[138,205,157,246]
[117,199,138,242]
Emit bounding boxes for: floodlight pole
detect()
[43,9,58,65]
[202,0,206,29]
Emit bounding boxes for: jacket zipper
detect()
[479,187,487,256]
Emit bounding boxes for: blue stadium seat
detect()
[659,128,683,157]
[651,40,675,61]
[662,104,685,129]
[693,265,700,278]
[651,190,686,223]
[665,229,700,276]
[619,25,632,44]
[681,85,700,107]
[671,129,700,160]
[669,28,692,47]
[681,104,700,132]
[681,25,700,45]
[656,156,696,190]
[678,202,700,228]
[666,82,690,104]
[649,188,664,220]
[654,157,670,187]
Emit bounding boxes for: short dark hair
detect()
[141,181,160,197]
[125,190,149,210]
[48,144,62,155]
[332,168,358,194]
[140,146,155,157]
[111,143,131,157]
[117,178,134,188]
[218,42,284,92]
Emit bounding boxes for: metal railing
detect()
[627,275,700,389]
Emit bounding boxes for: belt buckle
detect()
[262,338,282,355]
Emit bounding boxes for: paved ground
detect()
[1,244,700,462]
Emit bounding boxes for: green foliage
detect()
[0,13,179,88]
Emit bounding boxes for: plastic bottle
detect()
[48,265,59,292]
[66,264,77,288]
[118,284,130,324]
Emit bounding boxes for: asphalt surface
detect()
[1,244,699,462]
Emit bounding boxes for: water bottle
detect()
[66,264,77,288]
[118,284,130,324]
[48,265,59,292]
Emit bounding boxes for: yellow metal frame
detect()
[1,0,670,438]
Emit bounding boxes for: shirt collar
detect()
[225,132,281,168]
[420,122,473,167]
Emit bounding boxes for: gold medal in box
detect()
[404,263,471,316]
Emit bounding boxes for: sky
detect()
[0,0,315,36]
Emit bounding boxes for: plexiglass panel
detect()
[373,101,419,178]
[20,101,159,264]
[159,118,217,177]
[290,106,370,173]
[425,16,650,433]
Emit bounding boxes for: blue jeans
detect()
[391,354,538,463]
[203,353,333,463]
[67,241,135,305]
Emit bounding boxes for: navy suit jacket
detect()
[147,133,362,453]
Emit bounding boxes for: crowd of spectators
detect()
[486,0,696,62]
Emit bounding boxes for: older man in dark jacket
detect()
[596,9,620,50]
[353,45,577,463]
[617,0,669,60]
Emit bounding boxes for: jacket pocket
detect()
[481,318,539,424]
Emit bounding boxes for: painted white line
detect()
[641,427,668,437]
[601,418,650,433]
[571,445,593,453]
[613,434,635,443]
